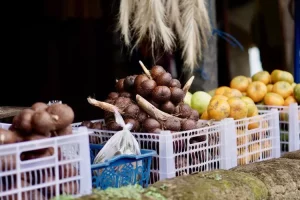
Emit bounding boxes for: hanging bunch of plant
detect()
[118,0,211,71]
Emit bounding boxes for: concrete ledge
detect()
[281,150,300,160]
[76,151,300,200]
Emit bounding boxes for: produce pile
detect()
[196,69,300,122]
[0,102,78,199]
[86,62,206,133]
[191,69,300,165]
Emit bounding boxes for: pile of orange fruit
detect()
[202,70,300,122]
[230,70,299,106]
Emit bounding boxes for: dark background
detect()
[2,0,293,122]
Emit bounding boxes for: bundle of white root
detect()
[118,0,211,71]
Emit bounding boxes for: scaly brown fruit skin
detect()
[175,104,192,118]
[137,79,157,97]
[160,101,175,114]
[46,104,74,130]
[31,102,48,111]
[134,74,149,88]
[143,118,161,132]
[170,87,185,105]
[31,111,56,136]
[152,86,171,103]
[169,79,182,88]
[164,118,181,132]
[156,72,172,86]
[181,119,197,131]
[189,110,200,121]
[115,78,125,92]
[151,65,166,80]
[123,104,140,119]
[123,75,137,92]
[108,92,119,100]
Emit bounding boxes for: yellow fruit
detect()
[200,110,209,120]
[215,86,231,96]
[236,129,246,146]
[271,69,294,84]
[231,89,243,97]
[223,88,243,98]
[252,71,271,85]
[207,98,230,121]
[248,121,259,130]
[272,81,293,99]
[230,75,250,92]
[242,92,247,96]
[241,96,255,105]
[211,95,228,101]
[247,81,268,103]
[248,77,252,84]
[227,97,248,120]
[241,96,257,117]
[294,84,300,103]
[284,96,297,106]
[248,115,260,130]
[264,92,284,106]
[267,84,273,92]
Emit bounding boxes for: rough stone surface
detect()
[151,170,268,200]
[76,170,268,200]
[281,150,300,160]
[232,158,300,200]
[74,152,300,200]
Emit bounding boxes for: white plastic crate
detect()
[0,126,92,200]
[235,109,281,165]
[257,103,300,154]
[72,109,280,183]
[72,119,238,184]
[0,123,11,130]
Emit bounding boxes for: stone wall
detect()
[77,151,300,200]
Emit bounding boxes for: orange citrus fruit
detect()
[284,96,297,106]
[227,97,248,120]
[271,69,294,84]
[246,81,267,103]
[207,98,230,121]
[264,92,284,106]
[215,86,231,96]
[266,84,273,92]
[200,110,209,120]
[272,81,293,99]
[230,75,250,92]
[252,71,271,85]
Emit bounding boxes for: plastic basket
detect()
[0,123,11,130]
[257,103,300,154]
[72,109,281,180]
[0,126,92,200]
[89,144,156,190]
[235,109,281,165]
[72,119,239,184]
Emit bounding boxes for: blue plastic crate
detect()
[89,144,156,190]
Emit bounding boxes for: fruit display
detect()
[200,69,300,122]
[0,102,77,199]
[86,62,208,133]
